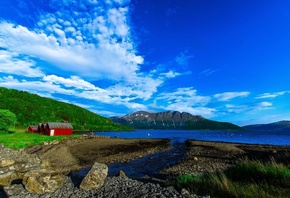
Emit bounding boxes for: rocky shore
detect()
[162,140,290,176]
[3,175,203,198]
[1,136,290,197]
[0,137,206,197]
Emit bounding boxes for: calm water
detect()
[95,130,290,146]
[68,130,290,180]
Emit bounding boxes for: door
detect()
[50,129,55,136]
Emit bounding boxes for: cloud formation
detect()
[155,87,215,117]
[255,91,290,99]
[214,91,250,101]
[175,51,194,66]
[0,0,143,81]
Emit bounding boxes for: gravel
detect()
[3,176,209,198]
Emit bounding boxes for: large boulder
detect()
[23,169,65,194]
[80,162,108,191]
[0,171,18,186]
[0,159,15,168]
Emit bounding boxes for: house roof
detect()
[46,122,73,129]
[28,125,38,130]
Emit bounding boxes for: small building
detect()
[27,125,38,133]
[38,123,47,134]
[44,122,73,136]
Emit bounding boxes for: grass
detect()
[167,160,290,198]
[0,131,80,149]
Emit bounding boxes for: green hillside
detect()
[185,120,242,130]
[0,87,130,131]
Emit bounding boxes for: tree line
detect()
[0,87,130,132]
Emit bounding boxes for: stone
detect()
[51,140,59,145]
[116,170,126,177]
[0,159,15,168]
[79,162,108,191]
[23,168,65,194]
[0,171,17,186]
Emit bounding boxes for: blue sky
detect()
[0,0,289,126]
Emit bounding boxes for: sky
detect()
[0,0,290,126]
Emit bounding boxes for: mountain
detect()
[0,87,129,131]
[243,121,290,131]
[111,111,242,130]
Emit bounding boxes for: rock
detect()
[23,168,65,194]
[116,170,126,177]
[0,171,18,186]
[51,140,59,145]
[0,159,15,168]
[79,162,108,191]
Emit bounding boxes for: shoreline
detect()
[24,136,290,181]
[162,139,290,176]
[1,137,290,197]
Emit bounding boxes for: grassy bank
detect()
[168,160,290,198]
[0,132,80,149]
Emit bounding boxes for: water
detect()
[71,130,290,182]
[95,129,290,146]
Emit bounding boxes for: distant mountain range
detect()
[111,111,242,130]
[243,121,290,131]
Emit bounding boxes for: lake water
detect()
[95,130,290,146]
[67,129,290,180]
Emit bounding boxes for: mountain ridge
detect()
[111,110,242,130]
[243,120,290,131]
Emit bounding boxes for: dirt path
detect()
[25,137,171,173]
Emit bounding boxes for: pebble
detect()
[0,144,210,198]
[2,174,209,198]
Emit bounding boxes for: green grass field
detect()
[0,131,80,149]
[168,160,290,198]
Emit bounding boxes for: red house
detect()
[38,123,47,134]
[27,125,38,133]
[44,122,73,136]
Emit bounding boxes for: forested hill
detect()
[0,87,129,131]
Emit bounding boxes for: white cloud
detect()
[199,68,216,77]
[0,76,76,95]
[255,91,290,99]
[0,0,144,82]
[43,75,98,90]
[175,52,194,66]
[157,87,210,105]
[214,91,250,101]
[155,87,215,117]
[225,104,249,113]
[160,70,181,78]
[164,104,216,118]
[255,101,273,110]
[224,101,273,114]
[0,72,160,112]
[0,0,167,113]
[0,51,44,77]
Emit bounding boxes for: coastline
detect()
[162,139,290,176]
[24,136,290,180]
[24,137,172,173]
[1,137,290,197]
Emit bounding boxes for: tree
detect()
[0,109,17,133]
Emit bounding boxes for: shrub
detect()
[0,109,17,133]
